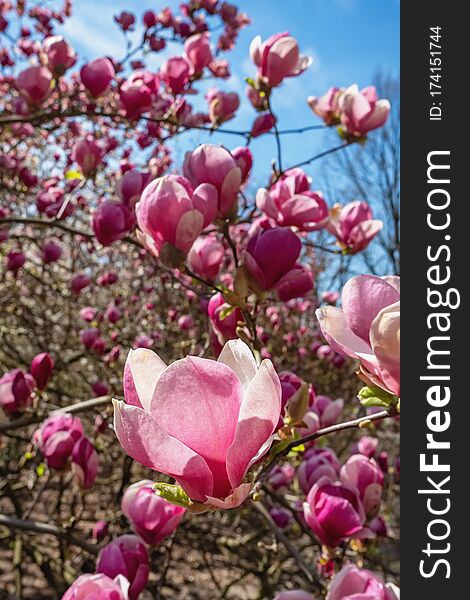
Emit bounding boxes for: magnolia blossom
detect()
[136,175,217,264]
[33,413,83,469]
[310,394,344,427]
[122,479,186,545]
[184,32,213,72]
[71,436,99,489]
[327,564,400,600]
[340,454,384,518]
[297,448,341,494]
[120,70,158,118]
[80,57,115,97]
[160,56,193,94]
[74,136,102,176]
[187,235,225,281]
[16,65,52,105]
[316,275,400,396]
[97,535,149,600]
[114,340,281,509]
[92,200,134,246]
[43,35,76,76]
[183,144,242,217]
[339,85,391,137]
[206,88,240,125]
[243,228,314,301]
[256,169,329,231]
[231,147,253,183]
[207,292,242,346]
[250,32,311,87]
[62,573,129,600]
[303,476,371,548]
[307,87,343,125]
[0,369,35,413]
[326,201,382,253]
[250,112,277,138]
[30,352,54,389]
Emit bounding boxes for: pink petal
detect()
[217,339,257,388]
[205,482,252,509]
[220,166,242,216]
[370,301,400,396]
[113,401,213,501]
[174,209,203,253]
[123,349,166,411]
[315,306,373,359]
[341,275,400,344]
[192,183,218,227]
[226,360,281,489]
[151,357,243,498]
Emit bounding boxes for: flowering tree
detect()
[0,2,400,599]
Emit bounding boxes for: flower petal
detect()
[113,400,213,501]
[341,275,400,343]
[151,356,243,498]
[205,482,252,509]
[226,359,281,489]
[123,348,167,411]
[217,339,258,388]
[316,306,373,359]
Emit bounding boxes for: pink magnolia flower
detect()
[41,240,62,264]
[92,200,134,246]
[74,136,102,177]
[183,144,242,217]
[358,436,379,458]
[120,70,158,118]
[80,57,115,98]
[62,573,129,600]
[187,235,225,281]
[117,169,153,209]
[43,35,76,76]
[339,85,391,137]
[6,250,26,274]
[72,436,99,488]
[269,464,295,490]
[231,147,253,183]
[114,11,135,31]
[184,32,213,72]
[114,339,282,509]
[135,175,217,264]
[206,88,240,125]
[250,112,277,138]
[297,448,340,494]
[327,564,400,600]
[326,201,382,253]
[160,56,193,94]
[121,479,186,545]
[274,592,314,600]
[316,275,400,396]
[243,228,313,301]
[307,87,343,125]
[30,352,54,389]
[71,272,90,294]
[340,454,384,518]
[34,413,84,469]
[322,291,340,305]
[303,476,371,548]
[0,369,35,414]
[92,380,110,396]
[207,292,242,346]
[16,66,52,105]
[310,394,344,427]
[256,170,329,231]
[250,32,311,87]
[97,535,149,600]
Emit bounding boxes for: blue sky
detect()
[57,0,399,183]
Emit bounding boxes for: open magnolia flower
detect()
[316,275,400,397]
[114,340,281,510]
